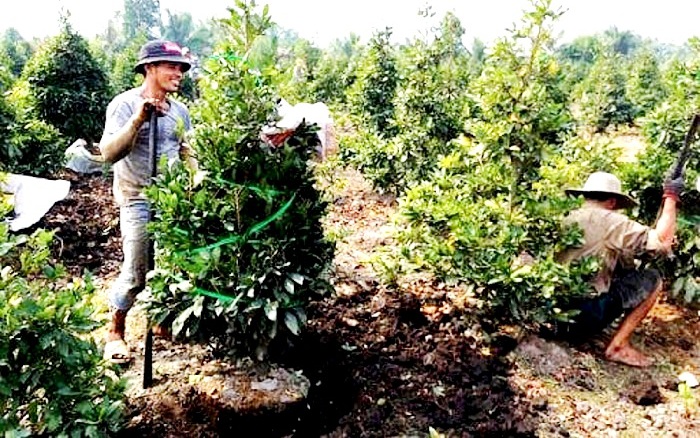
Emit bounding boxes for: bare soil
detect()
[39,168,700,437]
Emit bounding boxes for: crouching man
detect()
[556,171,681,367]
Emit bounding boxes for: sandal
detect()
[104,339,132,364]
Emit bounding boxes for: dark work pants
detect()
[558,268,661,341]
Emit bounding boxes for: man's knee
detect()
[643,268,662,292]
[108,281,142,311]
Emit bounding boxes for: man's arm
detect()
[99,114,147,164]
[654,176,683,251]
[654,197,677,250]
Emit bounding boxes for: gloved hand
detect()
[663,175,684,201]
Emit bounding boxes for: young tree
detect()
[641,38,700,149]
[144,0,334,360]
[308,34,361,104]
[572,50,634,131]
[468,37,487,74]
[161,10,214,56]
[557,34,603,93]
[393,12,470,145]
[626,48,667,118]
[0,51,12,89]
[0,59,18,166]
[0,53,62,176]
[603,27,642,57]
[344,12,472,194]
[109,32,148,95]
[393,0,604,327]
[22,21,111,143]
[347,28,398,134]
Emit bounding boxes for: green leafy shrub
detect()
[1,118,63,176]
[620,40,700,306]
[345,12,472,194]
[22,22,110,143]
[626,48,666,118]
[0,79,63,176]
[308,35,361,105]
[347,28,398,134]
[0,195,125,436]
[0,50,13,88]
[144,2,334,360]
[392,12,471,144]
[275,34,323,105]
[641,38,700,149]
[396,134,618,326]
[108,33,147,96]
[393,0,612,327]
[0,28,33,78]
[0,73,16,162]
[556,35,602,93]
[466,3,571,191]
[571,50,635,131]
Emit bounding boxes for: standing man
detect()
[557,171,682,367]
[99,40,192,364]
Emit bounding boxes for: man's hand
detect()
[100,98,167,164]
[179,142,198,171]
[135,98,168,126]
[663,175,684,201]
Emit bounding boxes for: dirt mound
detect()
[37,170,121,278]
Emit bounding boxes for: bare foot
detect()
[605,344,653,367]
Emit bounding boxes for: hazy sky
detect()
[2,0,699,47]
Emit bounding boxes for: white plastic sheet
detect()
[1,174,71,231]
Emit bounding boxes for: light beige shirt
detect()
[100,87,191,206]
[558,201,666,294]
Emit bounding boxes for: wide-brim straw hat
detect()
[565,171,636,209]
[134,40,192,75]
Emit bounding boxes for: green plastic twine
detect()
[214,177,285,201]
[193,287,239,303]
[187,193,296,256]
[183,193,296,302]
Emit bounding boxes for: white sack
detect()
[261,99,338,159]
[65,139,105,174]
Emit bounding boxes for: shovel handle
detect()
[143,110,158,389]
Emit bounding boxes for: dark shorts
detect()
[558,268,661,340]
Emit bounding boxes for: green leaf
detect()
[172,306,195,336]
[289,273,305,285]
[284,311,300,335]
[264,301,278,321]
[284,279,295,294]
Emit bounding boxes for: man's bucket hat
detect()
[565,171,636,209]
[134,40,191,75]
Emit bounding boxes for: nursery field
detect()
[37,167,700,437]
[7,0,700,436]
